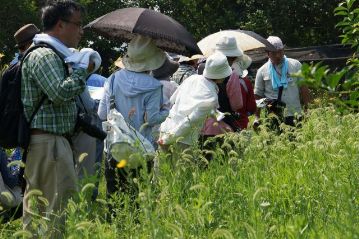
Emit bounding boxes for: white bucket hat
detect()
[203,52,232,80]
[267,36,284,50]
[214,36,243,57]
[122,35,166,72]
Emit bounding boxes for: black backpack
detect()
[0,43,55,149]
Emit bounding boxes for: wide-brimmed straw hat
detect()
[178,54,204,63]
[214,36,243,57]
[203,52,232,80]
[266,36,284,51]
[122,35,166,72]
[152,56,179,79]
[14,24,40,48]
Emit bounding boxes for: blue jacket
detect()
[87,74,106,87]
[98,69,169,143]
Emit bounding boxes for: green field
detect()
[1,107,358,238]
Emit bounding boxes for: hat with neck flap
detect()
[122,35,166,72]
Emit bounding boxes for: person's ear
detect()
[55,19,66,31]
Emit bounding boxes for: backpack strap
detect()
[277,86,284,102]
[20,43,69,125]
[20,44,54,124]
[22,43,69,75]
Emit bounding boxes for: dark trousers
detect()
[199,135,225,162]
[104,155,138,197]
[267,115,302,133]
[104,154,153,197]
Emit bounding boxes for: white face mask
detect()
[231,55,251,77]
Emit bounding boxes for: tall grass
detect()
[1,107,358,238]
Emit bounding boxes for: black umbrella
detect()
[84,8,201,56]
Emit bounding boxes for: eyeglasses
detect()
[61,19,83,28]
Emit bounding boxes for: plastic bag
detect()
[103,108,155,169]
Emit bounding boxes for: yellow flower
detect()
[116,160,127,168]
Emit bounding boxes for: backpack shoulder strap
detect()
[277,86,284,102]
[21,43,55,65]
[20,43,65,124]
[22,43,69,75]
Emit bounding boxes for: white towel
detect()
[32,33,101,73]
[33,34,75,57]
[65,48,101,73]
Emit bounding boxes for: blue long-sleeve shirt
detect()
[98,69,169,144]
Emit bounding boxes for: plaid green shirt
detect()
[21,47,88,135]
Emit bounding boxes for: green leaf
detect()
[334,6,348,12]
[329,69,346,88]
[335,11,349,16]
[336,22,350,27]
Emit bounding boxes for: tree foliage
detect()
[298,0,359,111]
[0,0,347,75]
[0,0,40,63]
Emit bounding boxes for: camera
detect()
[265,99,286,117]
[76,111,107,140]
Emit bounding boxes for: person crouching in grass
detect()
[158,52,232,154]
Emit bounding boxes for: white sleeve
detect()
[161,98,217,144]
[254,66,265,97]
[97,76,112,120]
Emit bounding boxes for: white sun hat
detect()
[266,36,284,50]
[214,36,243,57]
[122,35,166,72]
[203,52,232,80]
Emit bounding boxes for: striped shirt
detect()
[171,64,197,85]
[21,47,88,135]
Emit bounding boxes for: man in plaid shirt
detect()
[20,1,92,235]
